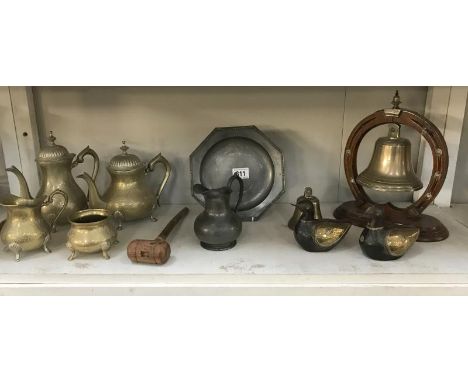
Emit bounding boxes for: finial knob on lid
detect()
[48,131,57,145]
[108,140,143,172]
[391,90,401,109]
[120,140,129,154]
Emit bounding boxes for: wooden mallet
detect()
[127,207,189,265]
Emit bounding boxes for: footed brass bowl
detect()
[66,209,117,260]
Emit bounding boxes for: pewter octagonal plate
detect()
[190,126,285,221]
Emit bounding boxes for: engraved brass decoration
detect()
[385,227,420,257]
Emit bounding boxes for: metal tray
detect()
[190,126,285,221]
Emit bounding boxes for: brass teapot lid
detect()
[37,131,73,163]
[108,141,145,172]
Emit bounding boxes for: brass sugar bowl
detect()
[67,209,118,260]
[78,141,171,229]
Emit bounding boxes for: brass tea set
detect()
[0,132,171,261]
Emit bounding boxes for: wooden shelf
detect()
[1,203,468,294]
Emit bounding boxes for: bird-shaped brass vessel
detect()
[359,206,419,261]
[293,198,350,252]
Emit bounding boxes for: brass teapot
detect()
[0,167,68,261]
[78,141,171,229]
[37,131,99,225]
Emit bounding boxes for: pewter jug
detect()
[0,167,68,261]
[78,141,171,229]
[37,131,99,225]
[193,174,244,250]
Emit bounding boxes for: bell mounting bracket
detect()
[333,103,449,242]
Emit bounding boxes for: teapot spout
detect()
[6,166,32,199]
[77,172,106,209]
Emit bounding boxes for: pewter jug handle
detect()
[42,190,68,232]
[227,173,244,213]
[145,153,171,207]
[73,146,100,181]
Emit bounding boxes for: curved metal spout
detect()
[6,166,32,199]
[77,172,106,209]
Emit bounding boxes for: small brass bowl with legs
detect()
[66,209,118,260]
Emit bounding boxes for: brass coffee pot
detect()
[357,124,422,192]
[78,141,171,229]
[0,167,68,261]
[37,131,100,225]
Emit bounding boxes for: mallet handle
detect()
[157,207,189,240]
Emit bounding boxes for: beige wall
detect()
[32,86,427,204]
[452,97,468,203]
[0,87,9,179]
[0,137,5,177]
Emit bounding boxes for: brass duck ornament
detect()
[359,206,420,261]
[292,197,350,252]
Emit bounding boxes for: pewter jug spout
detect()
[6,166,32,199]
[77,172,106,209]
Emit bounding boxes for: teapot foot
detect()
[5,243,22,262]
[43,233,52,253]
[68,251,78,261]
[200,240,237,251]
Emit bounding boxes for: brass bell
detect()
[357,124,423,192]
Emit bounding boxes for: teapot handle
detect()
[73,146,100,181]
[42,189,68,232]
[145,153,171,207]
[227,173,244,213]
